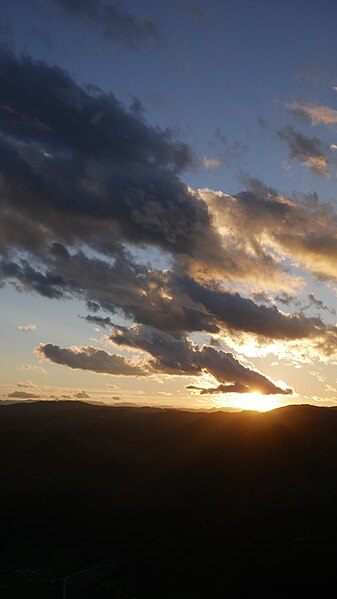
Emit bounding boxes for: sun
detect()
[223,392,281,412]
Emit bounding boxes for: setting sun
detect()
[227,392,281,412]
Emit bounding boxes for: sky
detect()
[2,0,337,411]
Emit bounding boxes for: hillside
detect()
[1,401,337,597]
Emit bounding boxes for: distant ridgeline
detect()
[1,401,337,596]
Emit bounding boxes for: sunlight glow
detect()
[226,392,281,412]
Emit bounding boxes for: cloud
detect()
[109,324,292,395]
[178,276,327,341]
[303,293,336,315]
[17,323,37,332]
[73,390,90,399]
[0,47,303,300]
[35,324,293,395]
[36,343,149,376]
[17,380,38,388]
[200,182,337,284]
[82,314,113,329]
[19,363,47,374]
[0,46,228,281]
[278,125,329,176]
[3,48,337,395]
[8,390,40,399]
[50,0,160,47]
[203,157,221,170]
[5,240,336,356]
[287,102,337,126]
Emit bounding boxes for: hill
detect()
[1,401,337,597]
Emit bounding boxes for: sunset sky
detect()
[2,0,337,410]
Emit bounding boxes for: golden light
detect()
[221,391,281,412]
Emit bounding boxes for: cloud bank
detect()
[2,47,337,396]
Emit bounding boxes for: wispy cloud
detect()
[49,0,160,47]
[287,101,337,126]
[17,323,37,332]
[17,380,38,388]
[8,390,40,399]
[19,364,47,374]
[278,125,329,176]
[203,157,221,170]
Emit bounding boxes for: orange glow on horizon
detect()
[219,391,283,412]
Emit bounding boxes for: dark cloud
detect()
[2,48,337,394]
[8,390,40,399]
[186,383,249,394]
[110,324,291,395]
[0,46,225,271]
[0,47,304,296]
[3,242,334,349]
[179,276,327,340]
[82,314,114,329]
[36,343,149,376]
[274,293,299,307]
[304,293,336,315]
[110,325,199,375]
[2,248,217,333]
[278,125,329,176]
[86,300,101,313]
[50,0,160,47]
[0,258,65,298]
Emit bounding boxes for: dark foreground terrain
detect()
[1,401,337,597]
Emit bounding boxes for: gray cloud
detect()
[34,326,293,395]
[36,343,149,376]
[50,0,160,47]
[73,390,90,399]
[8,390,40,399]
[3,242,335,350]
[3,48,337,394]
[82,314,114,329]
[304,293,336,315]
[0,46,228,278]
[110,324,292,395]
[278,125,329,176]
[179,276,327,340]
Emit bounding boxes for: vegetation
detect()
[1,401,337,596]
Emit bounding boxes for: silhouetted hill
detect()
[1,401,337,597]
